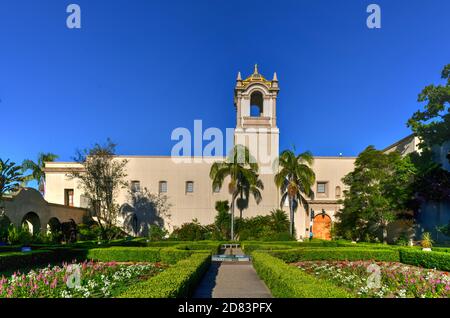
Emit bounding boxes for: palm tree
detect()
[22,153,58,195]
[274,150,315,237]
[269,209,290,233]
[210,145,264,240]
[236,170,264,219]
[0,159,25,200]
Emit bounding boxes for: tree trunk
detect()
[230,195,235,241]
[289,197,294,237]
[382,223,388,244]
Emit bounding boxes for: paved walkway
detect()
[193,248,272,298]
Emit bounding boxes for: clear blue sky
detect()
[1,0,449,165]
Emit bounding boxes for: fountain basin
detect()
[212,254,251,262]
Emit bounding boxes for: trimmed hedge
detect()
[0,248,85,272]
[242,244,293,254]
[431,247,450,253]
[399,249,450,271]
[86,247,192,265]
[252,252,351,298]
[118,252,211,298]
[270,248,400,263]
[242,240,408,252]
[175,242,221,254]
[87,247,162,262]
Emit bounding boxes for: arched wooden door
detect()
[312,213,332,240]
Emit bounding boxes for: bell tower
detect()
[234,65,280,173]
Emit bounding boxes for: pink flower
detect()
[50,278,57,289]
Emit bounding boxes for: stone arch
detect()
[312,213,332,240]
[21,212,41,235]
[47,217,61,234]
[250,91,264,117]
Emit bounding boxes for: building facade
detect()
[42,66,356,240]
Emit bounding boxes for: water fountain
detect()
[211,243,251,262]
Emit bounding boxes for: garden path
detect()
[192,248,272,298]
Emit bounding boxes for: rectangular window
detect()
[131,180,141,192]
[186,181,194,193]
[64,189,74,207]
[159,181,168,193]
[317,182,327,194]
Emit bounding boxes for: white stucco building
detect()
[38,66,449,241]
[42,66,356,240]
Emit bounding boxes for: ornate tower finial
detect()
[272,72,278,82]
[253,64,258,74]
[237,71,242,81]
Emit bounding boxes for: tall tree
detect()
[210,145,263,240]
[68,139,128,241]
[407,64,449,150]
[336,146,416,243]
[22,152,58,195]
[0,159,25,199]
[274,150,315,237]
[235,169,264,219]
[0,159,25,216]
[214,200,231,239]
[406,64,450,207]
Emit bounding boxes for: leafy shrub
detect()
[252,252,351,298]
[235,210,292,241]
[148,225,169,241]
[170,219,210,241]
[7,224,33,245]
[399,248,450,271]
[395,232,410,246]
[421,232,434,249]
[118,253,210,298]
[77,223,102,241]
[437,222,450,237]
[270,248,400,263]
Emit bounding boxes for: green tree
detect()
[214,200,231,239]
[235,170,264,219]
[0,159,25,202]
[68,139,128,241]
[269,209,290,233]
[170,218,208,241]
[274,150,315,237]
[209,145,263,240]
[406,64,450,206]
[336,146,416,243]
[407,64,449,149]
[21,152,58,195]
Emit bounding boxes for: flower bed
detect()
[295,260,450,298]
[0,260,165,298]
